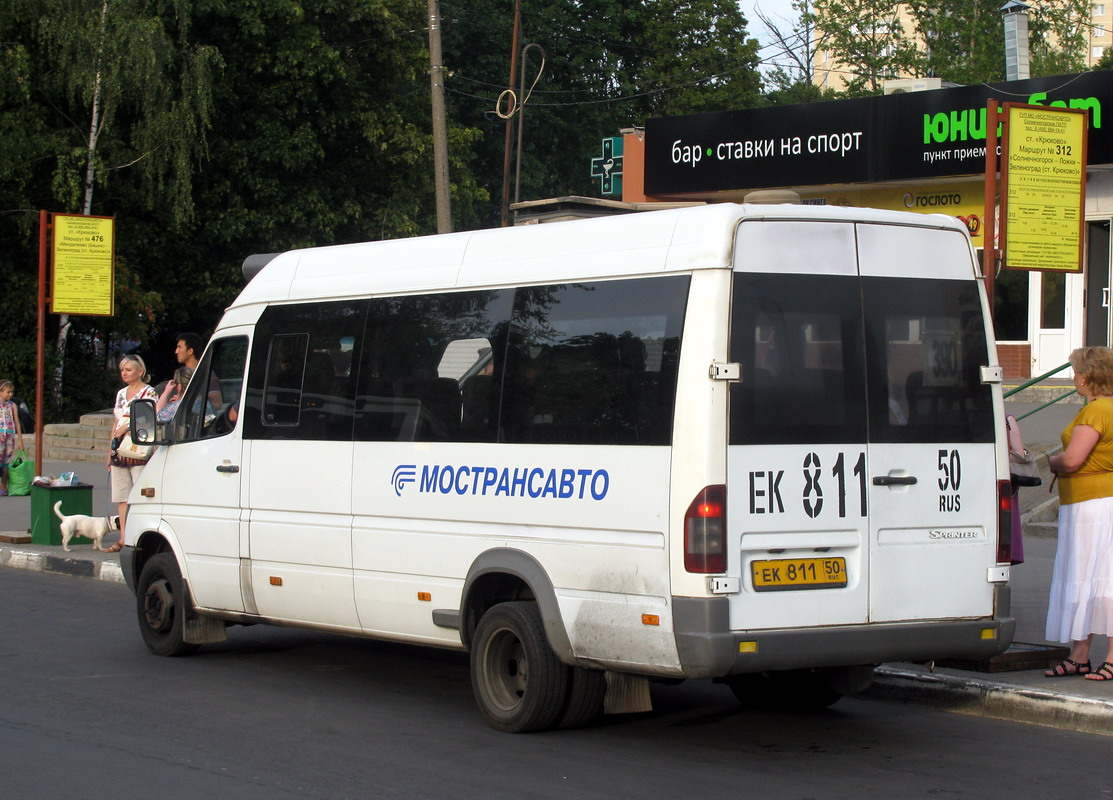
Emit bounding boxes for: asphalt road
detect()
[3,568,1110,800]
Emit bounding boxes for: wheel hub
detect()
[143,578,174,632]
[486,627,528,710]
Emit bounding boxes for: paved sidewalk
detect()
[4,420,1113,736]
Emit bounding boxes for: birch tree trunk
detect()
[52,0,108,415]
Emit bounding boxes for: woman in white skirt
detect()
[1045,346,1113,681]
[104,354,158,551]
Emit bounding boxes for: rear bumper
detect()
[673,584,1015,678]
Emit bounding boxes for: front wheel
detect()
[136,552,199,657]
[470,601,568,733]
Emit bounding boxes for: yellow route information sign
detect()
[51,214,115,315]
[1002,104,1087,273]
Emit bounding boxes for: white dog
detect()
[53,500,120,552]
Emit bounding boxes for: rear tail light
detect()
[996,479,1013,564]
[685,485,727,573]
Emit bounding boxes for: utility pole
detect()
[428,0,452,233]
[499,0,522,227]
[514,43,545,207]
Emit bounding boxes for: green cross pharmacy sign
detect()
[590,137,624,196]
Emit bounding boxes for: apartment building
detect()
[812,1,1109,90]
[1090,2,1112,63]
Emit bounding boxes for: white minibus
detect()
[124,203,1015,732]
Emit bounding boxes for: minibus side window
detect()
[502,275,689,446]
[354,290,512,443]
[173,336,248,443]
[262,334,309,427]
[863,277,994,443]
[729,274,867,446]
[244,301,367,441]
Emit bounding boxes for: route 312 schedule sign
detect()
[51,214,115,315]
[1000,104,1087,273]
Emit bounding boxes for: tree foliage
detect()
[813,0,1091,91]
[754,0,842,105]
[810,0,919,96]
[32,0,221,225]
[903,0,1004,84]
[1027,0,1089,77]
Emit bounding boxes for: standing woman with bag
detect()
[0,380,25,496]
[1045,346,1113,680]
[105,354,157,550]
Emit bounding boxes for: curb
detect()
[0,543,125,585]
[863,665,1113,736]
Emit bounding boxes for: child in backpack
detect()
[0,380,25,496]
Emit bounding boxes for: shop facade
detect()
[619,70,1113,379]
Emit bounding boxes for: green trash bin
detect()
[30,482,95,546]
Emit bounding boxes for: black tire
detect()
[558,666,607,729]
[137,553,199,657]
[726,670,842,711]
[470,601,568,733]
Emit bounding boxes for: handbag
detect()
[7,449,33,496]
[1006,414,1042,488]
[113,432,153,463]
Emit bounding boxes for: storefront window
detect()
[993,268,1029,340]
[1041,271,1066,329]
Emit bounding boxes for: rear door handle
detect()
[872,475,917,486]
[216,464,240,473]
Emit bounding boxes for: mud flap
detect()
[603,672,653,714]
[183,613,228,645]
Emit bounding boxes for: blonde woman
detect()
[1045,346,1113,680]
[104,354,157,551]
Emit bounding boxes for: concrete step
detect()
[78,412,116,428]
[42,447,110,464]
[42,427,109,448]
[1004,386,1082,405]
[35,413,116,464]
[44,422,111,440]
[1003,377,1081,406]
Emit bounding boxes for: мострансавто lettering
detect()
[392,463,611,500]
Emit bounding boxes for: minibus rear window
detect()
[863,277,994,443]
[729,273,994,446]
[729,273,867,446]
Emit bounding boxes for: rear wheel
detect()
[137,553,199,657]
[558,666,607,729]
[726,670,842,711]
[470,601,568,732]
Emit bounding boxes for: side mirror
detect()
[130,398,169,445]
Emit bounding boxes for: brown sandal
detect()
[103,542,123,553]
[1045,657,1092,677]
